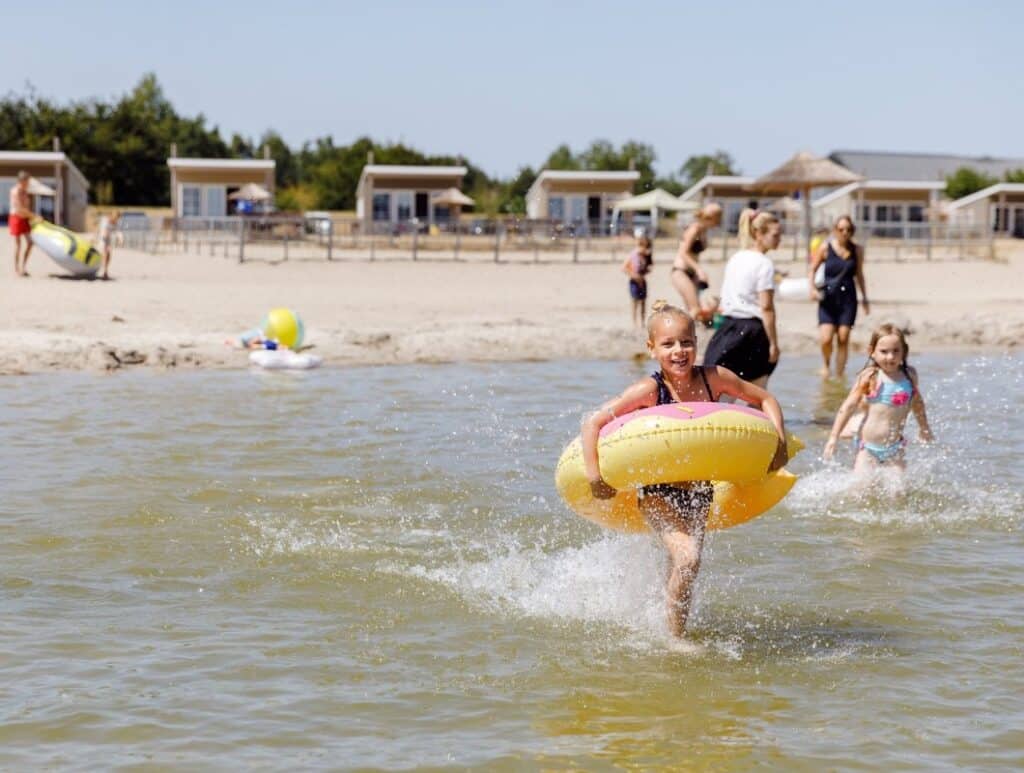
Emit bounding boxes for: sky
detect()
[3,0,1022,180]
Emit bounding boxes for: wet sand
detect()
[0,239,1021,374]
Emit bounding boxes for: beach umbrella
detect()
[431,187,475,223]
[26,177,56,196]
[612,188,698,233]
[431,187,475,208]
[227,183,272,202]
[753,151,863,247]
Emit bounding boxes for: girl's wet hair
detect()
[863,323,912,379]
[646,299,694,337]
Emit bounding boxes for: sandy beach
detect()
[1,239,1022,375]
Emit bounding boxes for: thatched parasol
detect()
[227,183,272,201]
[753,152,862,245]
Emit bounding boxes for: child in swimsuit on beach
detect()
[581,300,789,639]
[824,323,933,472]
[622,235,653,327]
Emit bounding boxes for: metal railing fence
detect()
[119,215,997,264]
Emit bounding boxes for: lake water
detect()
[0,353,1021,769]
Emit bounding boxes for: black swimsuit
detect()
[637,369,716,515]
[672,235,710,291]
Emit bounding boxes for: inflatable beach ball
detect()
[262,307,304,349]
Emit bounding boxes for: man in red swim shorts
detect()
[9,171,35,276]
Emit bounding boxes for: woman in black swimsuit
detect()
[672,203,722,322]
[581,300,788,639]
[808,215,870,377]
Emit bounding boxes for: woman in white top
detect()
[702,209,782,387]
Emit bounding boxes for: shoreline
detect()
[1,244,1021,375]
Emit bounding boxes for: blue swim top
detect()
[865,369,914,407]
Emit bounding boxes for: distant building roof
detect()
[0,150,89,188]
[813,179,946,208]
[947,182,1024,211]
[527,169,638,197]
[532,170,640,184]
[167,158,275,170]
[357,164,468,195]
[678,175,756,201]
[830,150,1024,182]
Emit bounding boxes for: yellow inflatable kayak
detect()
[555,402,804,532]
[30,221,102,276]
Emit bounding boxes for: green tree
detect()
[945,167,997,200]
[1004,169,1024,184]
[543,144,580,170]
[679,150,738,188]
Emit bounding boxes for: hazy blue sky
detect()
[4,0,1021,178]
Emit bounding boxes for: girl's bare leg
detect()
[818,323,836,377]
[641,492,708,637]
[835,325,852,376]
[670,270,701,319]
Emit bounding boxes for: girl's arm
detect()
[708,367,788,471]
[855,245,870,315]
[824,372,871,459]
[908,368,933,441]
[621,255,636,277]
[581,379,658,497]
[807,242,827,301]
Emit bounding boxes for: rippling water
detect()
[0,354,1022,769]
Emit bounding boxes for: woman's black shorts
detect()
[703,316,776,381]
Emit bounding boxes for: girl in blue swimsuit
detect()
[581,300,788,639]
[824,324,933,472]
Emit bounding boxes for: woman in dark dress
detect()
[808,215,870,378]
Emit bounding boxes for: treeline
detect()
[0,75,743,214]
[3,75,1014,213]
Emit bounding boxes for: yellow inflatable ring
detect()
[555,402,804,532]
[30,221,102,276]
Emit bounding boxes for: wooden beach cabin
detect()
[525,170,639,234]
[168,155,276,218]
[827,150,1024,235]
[0,146,90,231]
[948,183,1024,238]
[678,175,758,233]
[356,164,468,228]
[813,179,945,238]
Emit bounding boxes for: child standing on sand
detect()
[581,300,788,638]
[96,210,123,280]
[622,234,653,327]
[824,323,933,472]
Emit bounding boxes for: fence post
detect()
[327,220,333,262]
[454,221,461,261]
[926,222,932,261]
[572,233,579,263]
[493,222,501,263]
[412,225,418,261]
[369,228,376,261]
